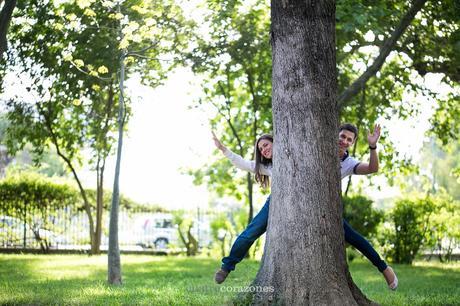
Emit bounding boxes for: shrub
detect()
[385,197,436,264]
[424,194,460,262]
[343,195,384,239]
[0,172,79,251]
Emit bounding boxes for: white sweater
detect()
[223,149,360,180]
[223,149,272,176]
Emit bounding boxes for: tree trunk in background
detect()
[251,1,376,305]
[107,56,123,284]
[94,158,105,254]
[108,8,125,283]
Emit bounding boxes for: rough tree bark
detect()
[0,0,17,60]
[250,1,377,305]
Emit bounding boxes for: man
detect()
[214,123,398,290]
[337,123,397,290]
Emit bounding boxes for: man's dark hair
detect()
[339,123,358,139]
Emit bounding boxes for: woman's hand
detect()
[212,131,227,153]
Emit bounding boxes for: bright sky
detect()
[79,68,215,210]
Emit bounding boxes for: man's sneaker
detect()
[383,266,398,290]
[214,268,230,284]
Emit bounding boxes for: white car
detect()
[135,214,178,250]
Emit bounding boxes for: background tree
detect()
[336,0,458,185]
[96,0,192,285]
[1,0,192,259]
[419,138,460,200]
[210,212,235,257]
[426,195,460,262]
[209,208,256,257]
[0,115,13,178]
[3,0,124,255]
[172,210,198,256]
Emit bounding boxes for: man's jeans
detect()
[222,195,387,273]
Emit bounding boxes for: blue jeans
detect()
[222,195,270,272]
[343,218,387,272]
[221,195,387,273]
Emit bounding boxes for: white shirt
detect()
[340,151,361,179]
[224,149,360,179]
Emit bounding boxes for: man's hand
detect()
[212,131,227,153]
[355,124,381,175]
[367,124,381,147]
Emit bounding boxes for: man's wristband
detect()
[369,145,377,150]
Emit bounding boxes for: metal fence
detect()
[0,206,214,252]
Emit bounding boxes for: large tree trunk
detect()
[0,0,17,60]
[250,1,376,305]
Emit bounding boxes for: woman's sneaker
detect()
[383,266,398,290]
[214,268,230,284]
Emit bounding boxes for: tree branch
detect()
[338,0,428,109]
[127,42,159,55]
[69,60,113,81]
[216,78,244,156]
[38,104,95,237]
[125,53,173,62]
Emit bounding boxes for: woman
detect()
[212,132,273,284]
[212,130,397,290]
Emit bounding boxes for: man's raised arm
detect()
[355,124,381,175]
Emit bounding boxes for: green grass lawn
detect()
[0,254,458,305]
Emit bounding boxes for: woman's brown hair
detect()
[254,134,273,189]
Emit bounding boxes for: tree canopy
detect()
[188,0,459,205]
